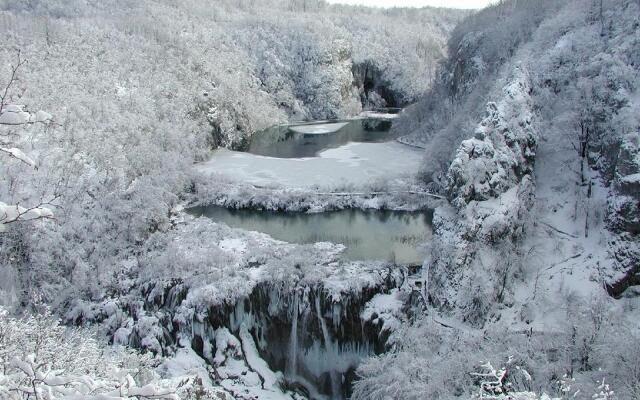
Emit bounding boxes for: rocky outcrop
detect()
[73,263,408,400]
[608,132,640,233]
[447,72,536,208]
[605,132,640,297]
[426,69,538,325]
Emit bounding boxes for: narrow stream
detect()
[188,206,432,265]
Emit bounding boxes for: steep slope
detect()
[353,0,640,398]
[393,0,565,184]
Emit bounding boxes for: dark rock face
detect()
[606,233,640,298]
[608,196,640,234]
[605,133,640,296]
[608,133,640,233]
[352,62,401,109]
[444,31,486,103]
[614,133,640,198]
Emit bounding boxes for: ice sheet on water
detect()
[289,122,349,135]
[195,141,423,189]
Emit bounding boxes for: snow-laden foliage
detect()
[394,0,563,183]
[0,0,462,148]
[0,3,457,395]
[354,1,640,399]
[0,307,182,400]
[354,295,639,399]
[0,102,55,233]
[447,68,536,208]
[397,0,640,313]
[1,0,639,399]
[523,0,640,294]
[0,0,461,309]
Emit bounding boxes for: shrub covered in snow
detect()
[0,307,180,400]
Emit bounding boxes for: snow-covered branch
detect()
[0,200,56,228]
[0,51,56,233]
[0,308,180,400]
[0,147,36,168]
[0,50,26,115]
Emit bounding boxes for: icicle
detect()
[331,302,342,330]
[315,294,340,399]
[287,290,299,376]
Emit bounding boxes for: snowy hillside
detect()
[354,1,640,399]
[1,0,639,399]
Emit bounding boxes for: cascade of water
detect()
[315,294,341,399]
[287,290,299,376]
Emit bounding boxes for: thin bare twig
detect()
[0,49,27,114]
[0,195,59,226]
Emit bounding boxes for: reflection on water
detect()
[246,118,395,158]
[188,206,432,265]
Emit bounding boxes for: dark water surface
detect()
[246,118,396,158]
[189,206,432,265]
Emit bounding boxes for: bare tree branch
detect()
[0,195,59,227]
[0,49,27,115]
[0,146,37,168]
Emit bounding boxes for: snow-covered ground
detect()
[195,141,424,189]
[289,122,349,134]
[358,111,400,120]
[496,122,616,333]
[360,289,404,333]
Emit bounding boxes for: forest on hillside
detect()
[1,0,639,399]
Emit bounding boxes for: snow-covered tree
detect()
[0,51,55,233]
[0,307,180,400]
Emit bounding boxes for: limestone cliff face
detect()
[609,132,640,234]
[447,71,537,208]
[426,69,538,326]
[606,132,640,296]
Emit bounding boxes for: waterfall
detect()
[316,294,341,399]
[287,290,299,376]
[132,275,408,399]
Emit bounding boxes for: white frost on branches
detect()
[0,104,30,125]
[0,103,55,232]
[0,147,36,167]
[0,202,54,232]
[470,360,560,400]
[0,308,179,400]
[0,105,52,126]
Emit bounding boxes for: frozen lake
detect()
[196,140,423,189]
[194,117,431,265]
[246,118,395,158]
[196,116,425,189]
[189,206,432,264]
